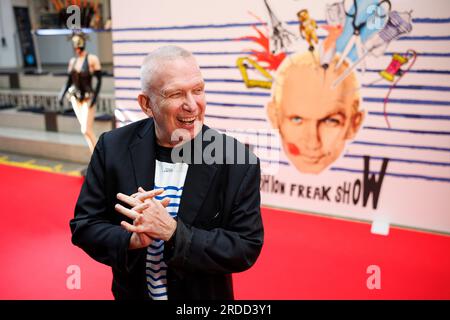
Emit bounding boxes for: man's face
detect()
[274,64,363,174]
[143,57,206,147]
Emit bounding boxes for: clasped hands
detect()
[115,187,177,250]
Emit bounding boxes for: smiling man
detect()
[70,46,264,300]
[267,51,364,174]
[138,50,206,146]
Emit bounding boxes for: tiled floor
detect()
[0,150,86,176]
[0,126,86,144]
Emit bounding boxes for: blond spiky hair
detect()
[271,51,361,113]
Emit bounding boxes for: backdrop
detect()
[110,0,450,234]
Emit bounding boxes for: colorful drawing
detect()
[297,9,318,51]
[237,13,286,89]
[381,50,417,128]
[263,0,295,54]
[333,9,413,88]
[319,1,346,69]
[237,57,273,89]
[267,52,364,174]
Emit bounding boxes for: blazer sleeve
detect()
[165,160,264,274]
[70,133,134,273]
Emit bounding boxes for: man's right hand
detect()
[129,231,152,250]
[116,188,169,250]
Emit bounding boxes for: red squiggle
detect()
[237,14,286,71]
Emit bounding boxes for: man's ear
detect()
[267,100,279,129]
[138,94,153,117]
[346,109,365,140]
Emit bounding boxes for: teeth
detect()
[179,117,196,122]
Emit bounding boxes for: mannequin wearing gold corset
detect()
[58,32,102,154]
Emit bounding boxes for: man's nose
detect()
[301,122,321,150]
[182,92,197,112]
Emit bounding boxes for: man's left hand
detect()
[115,188,177,242]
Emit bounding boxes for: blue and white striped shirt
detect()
[146,159,188,300]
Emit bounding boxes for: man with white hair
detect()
[70,46,264,300]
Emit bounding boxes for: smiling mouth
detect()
[177,116,197,126]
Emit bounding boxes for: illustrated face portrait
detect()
[268,53,364,174]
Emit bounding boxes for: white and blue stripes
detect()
[111,5,450,184]
[146,160,188,300]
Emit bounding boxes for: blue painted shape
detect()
[335,0,389,62]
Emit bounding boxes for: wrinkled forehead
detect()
[151,57,203,90]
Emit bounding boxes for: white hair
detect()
[140,46,193,99]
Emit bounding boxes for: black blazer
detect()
[70,118,264,300]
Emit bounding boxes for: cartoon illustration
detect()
[233,0,417,175]
[267,52,364,174]
[380,50,417,128]
[320,24,344,70]
[333,9,413,88]
[325,0,346,26]
[297,9,318,51]
[237,12,286,90]
[237,57,273,89]
[319,1,346,69]
[263,0,295,54]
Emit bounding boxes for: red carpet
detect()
[234,208,450,299]
[0,164,111,299]
[0,164,449,299]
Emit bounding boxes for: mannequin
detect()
[59,32,102,154]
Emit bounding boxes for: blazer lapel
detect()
[178,163,217,226]
[129,119,156,193]
[129,121,218,225]
[177,125,218,226]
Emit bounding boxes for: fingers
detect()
[130,187,147,199]
[160,197,171,208]
[130,192,139,198]
[138,232,148,245]
[134,214,143,224]
[132,202,151,213]
[131,186,147,198]
[121,221,147,234]
[121,221,139,233]
[117,192,141,208]
[136,188,164,202]
[116,198,166,221]
[117,188,164,207]
[151,195,170,209]
[115,203,138,220]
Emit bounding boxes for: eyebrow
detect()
[319,102,349,119]
[319,110,346,121]
[286,105,348,120]
[161,81,205,96]
[160,87,180,97]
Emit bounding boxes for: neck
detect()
[155,128,176,148]
[155,128,202,148]
[156,137,175,148]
